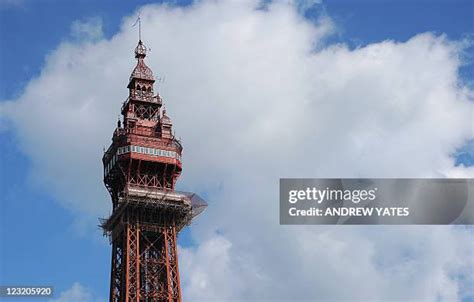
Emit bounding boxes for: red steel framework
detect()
[101,39,206,302]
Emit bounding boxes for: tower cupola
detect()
[129,40,154,83]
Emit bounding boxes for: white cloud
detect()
[70,17,104,42]
[50,283,94,302]
[2,0,473,300]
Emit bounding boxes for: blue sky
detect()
[1,0,473,101]
[1,0,473,301]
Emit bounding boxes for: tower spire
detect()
[132,14,142,42]
[132,14,147,61]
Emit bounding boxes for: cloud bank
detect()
[49,282,96,302]
[2,0,473,300]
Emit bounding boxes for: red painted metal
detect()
[101,40,190,302]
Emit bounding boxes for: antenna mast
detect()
[133,14,142,41]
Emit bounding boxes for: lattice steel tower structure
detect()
[101,39,206,302]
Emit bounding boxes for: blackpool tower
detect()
[101,38,207,302]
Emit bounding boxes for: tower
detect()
[101,39,206,302]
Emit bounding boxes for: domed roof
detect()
[135,40,147,58]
